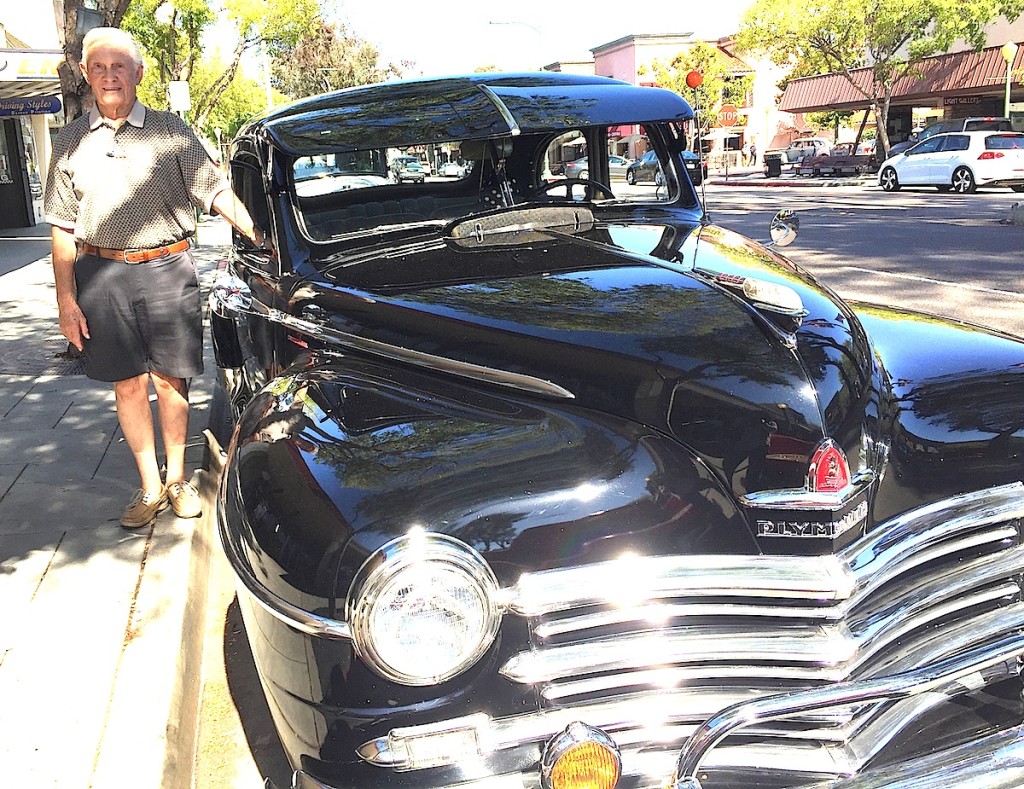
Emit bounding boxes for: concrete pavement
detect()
[705,161,877,187]
[0,218,229,788]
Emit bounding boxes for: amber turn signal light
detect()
[542,722,622,789]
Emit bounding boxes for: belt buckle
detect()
[123,247,146,264]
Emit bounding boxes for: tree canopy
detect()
[641,43,753,145]
[737,0,1024,154]
[270,19,404,99]
[122,0,320,133]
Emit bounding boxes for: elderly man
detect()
[44,27,266,528]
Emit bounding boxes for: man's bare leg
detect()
[151,371,190,486]
[113,373,163,495]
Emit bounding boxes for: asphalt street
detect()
[703,181,1024,339]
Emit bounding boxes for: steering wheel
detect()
[533,177,615,201]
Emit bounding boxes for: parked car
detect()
[784,136,831,162]
[886,116,1014,158]
[395,160,428,183]
[625,149,660,184]
[878,130,1024,192]
[626,148,705,185]
[293,152,391,197]
[563,154,633,180]
[681,149,707,185]
[211,71,1024,789]
[389,154,422,179]
[438,161,468,177]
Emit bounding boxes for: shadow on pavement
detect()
[224,596,294,787]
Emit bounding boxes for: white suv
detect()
[878,130,1024,193]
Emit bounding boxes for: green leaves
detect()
[736,0,1022,154]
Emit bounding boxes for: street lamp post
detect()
[488,21,544,71]
[1001,41,1018,119]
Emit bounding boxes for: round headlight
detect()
[347,531,501,685]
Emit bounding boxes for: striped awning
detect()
[780,42,1023,113]
[0,49,62,101]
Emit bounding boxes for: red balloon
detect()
[685,71,703,89]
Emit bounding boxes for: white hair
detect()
[82,27,144,67]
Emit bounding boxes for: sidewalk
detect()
[0,217,230,788]
[705,161,877,188]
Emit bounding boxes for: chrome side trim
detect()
[741,469,874,510]
[671,632,1024,787]
[476,84,522,136]
[210,274,574,400]
[217,503,352,641]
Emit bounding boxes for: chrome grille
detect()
[495,483,1024,777]
[358,484,1024,785]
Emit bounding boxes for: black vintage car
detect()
[209,72,1024,789]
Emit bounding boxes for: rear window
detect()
[984,134,1024,150]
[965,119,1013,132]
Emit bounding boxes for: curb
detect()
[708,174,877,188]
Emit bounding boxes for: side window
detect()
[910,137,944,155]
[940,135,969,152]
[229,156,270,235]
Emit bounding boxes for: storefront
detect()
[0,48,62,228]
[779,41,1024,147]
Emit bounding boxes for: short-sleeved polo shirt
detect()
[45,101,229,249]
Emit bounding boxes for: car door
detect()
[897,136,945,185]
[930,134,970,183]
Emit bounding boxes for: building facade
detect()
[779,21,1024,146]
[0,18,62,228]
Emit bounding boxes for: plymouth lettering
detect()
[757,501,868,539]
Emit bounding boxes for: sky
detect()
[6,0,754,75]
[333,0,756,78]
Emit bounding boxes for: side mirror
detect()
[769,210,799,247]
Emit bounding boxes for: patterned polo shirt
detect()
[45,101,228,249]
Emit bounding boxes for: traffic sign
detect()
[717,104,739,127]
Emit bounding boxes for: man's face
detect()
[80,42,143,118]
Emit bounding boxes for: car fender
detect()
[220,354,758,617]
[853,302,1024,521]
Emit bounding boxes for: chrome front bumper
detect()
[673,631,1024,788]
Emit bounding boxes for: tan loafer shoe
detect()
[120,488,169,529]
[167,481,202,519]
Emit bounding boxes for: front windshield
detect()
[291,126,691,243]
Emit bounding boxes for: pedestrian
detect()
[748,141,757,166]
[44,27,267,529]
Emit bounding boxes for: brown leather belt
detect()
[80,239,190,264]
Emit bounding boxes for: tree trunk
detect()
[191,37,250,132]
[55,0,134,120]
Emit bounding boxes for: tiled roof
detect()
[780,42,1023,112]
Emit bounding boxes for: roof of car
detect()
[243,72,694,156]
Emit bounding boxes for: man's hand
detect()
[58,300,90,351]
[50,226,89,351]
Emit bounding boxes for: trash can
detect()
[764,152,783,178]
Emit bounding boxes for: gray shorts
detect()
[74,250,204,383]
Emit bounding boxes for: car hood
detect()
[296,213,876,498]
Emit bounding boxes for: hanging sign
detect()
[0,96,62,116]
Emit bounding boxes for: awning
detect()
[0,49,62,101]
[780,41,1023,113]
